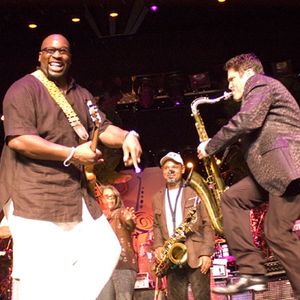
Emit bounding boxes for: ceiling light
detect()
[71,17,81,23]
[109,11,118,18]
[218,0,226,2]
[28,23,37,29]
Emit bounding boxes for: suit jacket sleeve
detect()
[206,75,272,155]
[187,200,215,257]
[152,191,165,249]
[184,187,215,268]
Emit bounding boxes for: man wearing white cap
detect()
[152,152,215,300]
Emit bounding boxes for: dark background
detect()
[1,0,300,170]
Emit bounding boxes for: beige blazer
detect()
[152,185,215,268]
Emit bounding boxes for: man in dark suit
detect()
[152,152,215,300]
[197,53,300,299]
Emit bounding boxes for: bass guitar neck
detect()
[84,100,102,193]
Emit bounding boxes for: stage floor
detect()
[134,275,297,300]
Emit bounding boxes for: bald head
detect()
[40,34,70,51]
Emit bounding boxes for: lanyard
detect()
[166,183,183,232]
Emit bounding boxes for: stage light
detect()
[216,158,222,165]
[186,162,194,169]
[150,4,159,12]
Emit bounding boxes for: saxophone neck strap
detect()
[31,69,89,141]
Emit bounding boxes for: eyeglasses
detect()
[102,194,116,200]
[41,47,70,55]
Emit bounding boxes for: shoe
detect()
[213,274,268,295]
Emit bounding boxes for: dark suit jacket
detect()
[152,185,215,268]
[206,74,300,196]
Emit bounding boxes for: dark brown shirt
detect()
[0,74,111,222]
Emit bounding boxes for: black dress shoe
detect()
[213,274,268,295]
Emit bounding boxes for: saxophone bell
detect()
[168,243,188,265]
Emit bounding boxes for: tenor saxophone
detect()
[188,92,232,235]
[153,207,197,278]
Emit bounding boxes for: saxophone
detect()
[188,92,232,236]
[153,207,197,278]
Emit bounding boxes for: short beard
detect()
[167,178,176,184]
[166,178,181,188]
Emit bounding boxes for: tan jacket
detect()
[152,185,215,268]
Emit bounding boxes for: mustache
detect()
[167,170,175,175]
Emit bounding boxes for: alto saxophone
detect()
[188,92,232,236]
[153,207,197,278]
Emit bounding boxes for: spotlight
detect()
[186,162,194,169]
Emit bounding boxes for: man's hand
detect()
[71,141,103,165]
[197,139,211,160]
[99,126,142,172]
[122,132,142,171]
[198,255,212,274]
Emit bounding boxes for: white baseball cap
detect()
[160,152,184,166]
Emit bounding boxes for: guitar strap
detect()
[31,69,89,141]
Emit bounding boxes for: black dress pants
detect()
[221,176,300,299]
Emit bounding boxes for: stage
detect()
[134,274,297,300]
